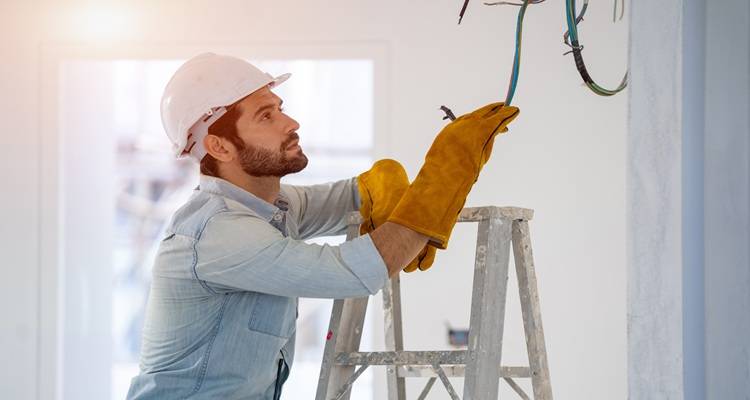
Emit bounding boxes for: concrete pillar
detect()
[628,1,686,397]
[628,1,750,399]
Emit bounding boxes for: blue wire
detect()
[566,0,579,44]
[504,0,529,105]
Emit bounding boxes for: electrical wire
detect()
[459,0,541,106]
[563,0,587,52]
[458,0,471,24]
[564,0,628,96]
[452,0,626,117]
[484,0,545,6]
[501,0,530,105]
[613,0,625,23]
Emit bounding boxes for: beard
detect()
[237,133,308,177]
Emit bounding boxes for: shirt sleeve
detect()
[194,210,387,298]
[282,177,361,239]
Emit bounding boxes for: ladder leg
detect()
[316,297,369,400]
[512,220,553,400]
[383,274,407,399]
[464,217,513,400]
[316,225,370,400]
[317,298,345,400]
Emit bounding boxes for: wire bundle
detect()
[456,0,628,105]
[564,0,627,96]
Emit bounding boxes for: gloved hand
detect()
[357,159,436,272]
[387,102,520,250]
[403,245,436,273]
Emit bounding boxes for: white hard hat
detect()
[160,52,291,162]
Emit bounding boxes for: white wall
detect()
[0,1,628,399]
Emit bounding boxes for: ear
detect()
[203,134,236,162]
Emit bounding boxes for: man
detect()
[127,53,518,399]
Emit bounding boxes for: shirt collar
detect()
[198,175,289,222]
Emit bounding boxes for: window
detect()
[59,58,375,399]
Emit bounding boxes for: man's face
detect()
[232,86,307,177]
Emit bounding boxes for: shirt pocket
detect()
[247,293,297,339]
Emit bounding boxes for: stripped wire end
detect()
[439,105,457,121]
[458,0,471,24]
[562,43,584,56]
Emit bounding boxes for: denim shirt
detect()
[127,175,388,399]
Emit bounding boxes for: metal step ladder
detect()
[315,206,552,400]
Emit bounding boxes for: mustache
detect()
[281,133,300,148]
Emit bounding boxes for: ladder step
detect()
[334,351,531,378]
[397,365,531,378]
[335,350,466,366]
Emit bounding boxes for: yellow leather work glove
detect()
[402,245,436,272]
[357,159,436,272]
[387,102,520,250]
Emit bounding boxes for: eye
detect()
[261,112,272,120]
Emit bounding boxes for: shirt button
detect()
[272,213,283,221]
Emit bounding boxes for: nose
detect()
[284,113,300,134]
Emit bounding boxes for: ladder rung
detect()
[335,350,466,366]
[335,350,532,380]
[397,365,531,378]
